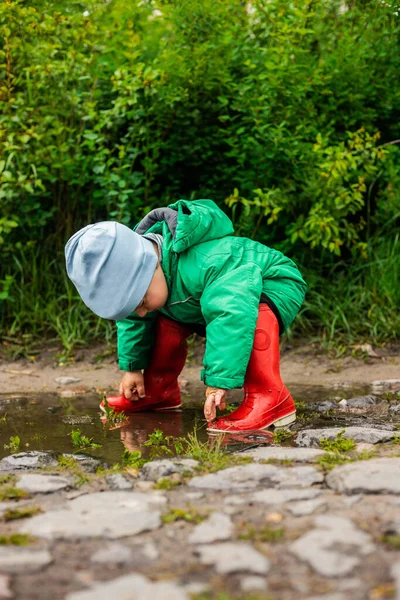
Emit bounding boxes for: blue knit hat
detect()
[65,222,158,320]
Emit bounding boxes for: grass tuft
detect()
[238,522,285,543]
[319,430,356,453]
[0,486,29,501]
[3,506,42,521]
[162,506,206,524]
[0,533,34,546]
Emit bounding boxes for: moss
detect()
[3,506,42,521]
[0,486,29,501]
[238,523,285,543]
[155,477,181,490]
[0,474,16,486]
[0,533,34,546]
[162,506,206,524]
[381,534,400,550]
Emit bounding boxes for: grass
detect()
[0,474,16,485]
[3,506,42,521]
[0,246,115,359]
[127,427,254,474]
[293,235,400,352]
[381,534,400,550]
[0,534,34,546]
[1,236,399,359]
[70,428,102,450]
[3,435,21,454]
[121,449,146,469]
[0,486,29,501]
[272,428,295,444]
[316,429,376,471]
[238,522,285,543]
[155,477,182,490]
[42,455,91,487]
[319,430,356,453]
[162,506,206,524]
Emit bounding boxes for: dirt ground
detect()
[0,341,398,396]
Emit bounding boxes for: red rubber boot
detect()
[101,316,193,413]
[208,305,296,433]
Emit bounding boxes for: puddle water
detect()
[0,383,396,466]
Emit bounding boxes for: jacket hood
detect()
[135,199,234,252]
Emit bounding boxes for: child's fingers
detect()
[204,393,216,421]
[215,390,225,406]
[136,381,146,398]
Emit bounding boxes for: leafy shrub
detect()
[0,0,399,346]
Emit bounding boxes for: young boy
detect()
[65,199,306,433]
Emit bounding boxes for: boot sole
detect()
[99,402,182,414]
[208,410,296,434]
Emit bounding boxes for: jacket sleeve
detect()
[199,261,263,389]
[116,312,157,372]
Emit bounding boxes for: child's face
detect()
[133,263,168,317]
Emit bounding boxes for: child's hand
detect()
[204,387,227,421]
[119,371,145,401]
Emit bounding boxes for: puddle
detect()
[0,384,398,466]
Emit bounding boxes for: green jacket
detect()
[117,200,306,389]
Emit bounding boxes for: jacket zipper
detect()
[168,295,198,307]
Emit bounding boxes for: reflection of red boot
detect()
[208,305,296,433]
[100,316,192,413]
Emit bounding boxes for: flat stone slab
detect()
[326,458,400,494]
[105,473,133,490]
[286,498,327,516]
[307,401,337,414]
[0,451,58,472]
[55,376,81,385]
[296,427,395,447]
[141,458,199,481]
[196,542,270,575]
[0,501,20,517]
[17,474,74,494]
[0,574,12,599]
[250,487,322,504]
[372,379,400,392]
[338,395,380,409]
[240,576,268,593]
[66,573,188,600]
[62,454,103,473]
[391,563,400,600]
[189,463,322,491]
[20,491,166,540]
[290,515,374,577]
[91,543,132,564]
[188,512,233,544]
[239,447,325,462]
[0,547,52,573]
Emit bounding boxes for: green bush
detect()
[0,0,399,349]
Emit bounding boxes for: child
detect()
[65,199,306,433]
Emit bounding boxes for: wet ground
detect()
[0,383,397,466]
[1,380,400,599]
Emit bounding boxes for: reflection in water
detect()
[0,383,390,465]
[118,411,185,454]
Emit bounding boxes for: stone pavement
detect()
[1,423,400,599]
